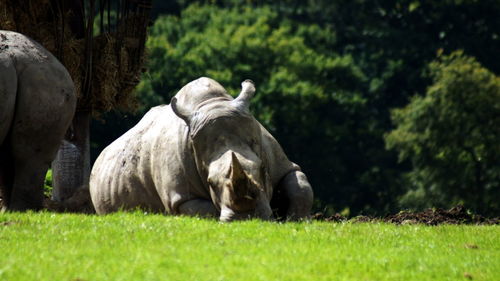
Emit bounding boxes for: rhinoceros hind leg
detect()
[178,199,218,218]
[10,139,52,211]
[277,170,313,221]
[0,146,14,209]
[0,55,17,143]
[7,65,75,211]
[8,160,47,211]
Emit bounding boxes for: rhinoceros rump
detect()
[89,77,313,221]
[0,31,76,211]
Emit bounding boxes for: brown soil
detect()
[313,205,499,225]
[43,189,95,214]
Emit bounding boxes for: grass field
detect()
[0,212,498,281]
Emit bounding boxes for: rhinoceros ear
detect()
[171,97,191,125]
[232,79,255,112]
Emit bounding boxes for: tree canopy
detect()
[90,0,500,216]
[136,4,385,215]
[386,51,500,214]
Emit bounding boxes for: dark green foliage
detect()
[386,52,500,215]
[90,0,500,216]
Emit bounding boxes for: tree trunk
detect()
[51,111,91,202]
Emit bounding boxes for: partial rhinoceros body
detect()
[0,31,76,210]
[90,77,313,221]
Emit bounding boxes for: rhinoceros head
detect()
[171,80,273,221]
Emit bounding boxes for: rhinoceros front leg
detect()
[178,199,218,218]
[277,170,313,220]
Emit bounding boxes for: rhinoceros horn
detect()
[229,152,254,199]
[232,79,255,112]
[230,152,246,182]
[170,97,191,125]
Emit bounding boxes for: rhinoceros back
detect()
[90,78,228,214]
[174,77,232,112]
[90,105,171,214]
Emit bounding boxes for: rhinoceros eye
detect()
[249,138,259,151]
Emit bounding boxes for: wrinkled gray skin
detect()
[90,77,313,221]
[0,31,77,211]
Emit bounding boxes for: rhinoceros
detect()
[90,77,313,221]
[0,30,76,210]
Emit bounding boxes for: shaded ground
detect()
[43,189,95,214]
[2,192,498,225]
[0,190,94,214]
[312,205,499,225]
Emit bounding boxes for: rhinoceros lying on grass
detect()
[90,78,313,221]
[0,31,76,211]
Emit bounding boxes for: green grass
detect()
[0,212,498,281]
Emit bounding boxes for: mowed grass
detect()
[0,212,498,281]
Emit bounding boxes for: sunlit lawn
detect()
[0,212,498,280]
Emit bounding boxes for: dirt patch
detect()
[311,212,348,222]
[43,188,95,214]
[314,206,499,225]
[384,206,498,225]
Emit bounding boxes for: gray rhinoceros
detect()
[90,77,313,221]
[0,31,76,210]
